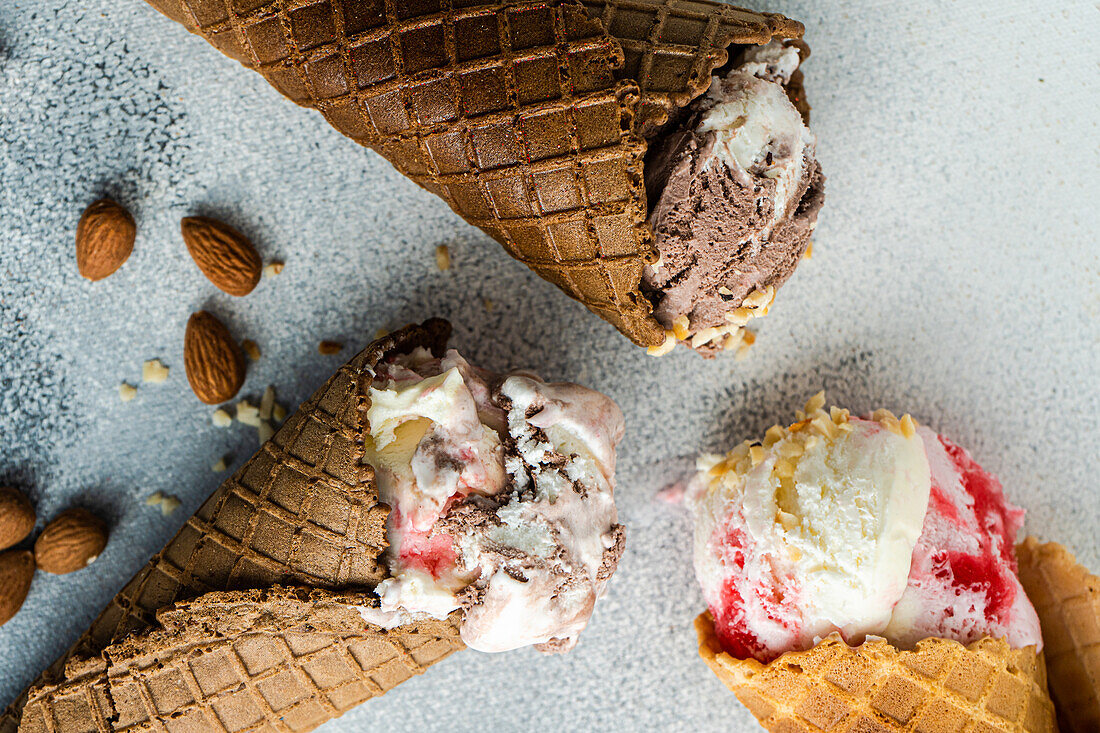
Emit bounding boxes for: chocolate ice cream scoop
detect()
[643,40,826,356]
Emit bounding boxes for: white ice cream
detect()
[687,398,931,658]
[696,40,815,225]
[360,347,624,653]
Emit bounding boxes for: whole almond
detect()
[75,199,136,281]
[0,487,35,552]
[0,550,35,627]
[35,509,108,575]
[184,311,246,405]
[181,216,261,296]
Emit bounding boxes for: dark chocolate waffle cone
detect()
[4,319,464,732]
[696,613,1057,732]
[18,588,462,733]
[1017,537,1100,733]
[581,0,806,135]
[138,0,807,348]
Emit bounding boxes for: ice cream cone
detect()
[18,587,462,733]
[3,319,464,732]
[696,613,1057,732]
[138,0,806,348]
[580,0,806,135]
[1017,537,1100,733]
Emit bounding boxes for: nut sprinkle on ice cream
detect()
[644,40,825,356]
[360,347,625,653]
[687,393,1041,662]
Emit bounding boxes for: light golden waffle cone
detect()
[3,319,464,732]
[1017,537,1100,733]
[18,588,462,733]
[696,613,1057,732]
[138,0,805,347]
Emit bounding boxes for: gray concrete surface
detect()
[1,0,1097,730]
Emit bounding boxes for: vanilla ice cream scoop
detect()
[688,394,1041,662]
[360,347,625,653]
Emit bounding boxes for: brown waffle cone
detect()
[138,0,805,348]
[3,319,463,732]
[18,588,462,733]
[696,613,1057,732]
[581,0,806,135]
[1017,537,1100,733]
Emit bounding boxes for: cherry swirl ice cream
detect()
[687,393,1041,662]
[359,347,625,653]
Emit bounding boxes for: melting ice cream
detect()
[360,347,625,653]
[687,393,1041,662]
[644,40,825,356]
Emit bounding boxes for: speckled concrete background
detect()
[0,1,1097,730]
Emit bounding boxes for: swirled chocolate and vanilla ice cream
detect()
[687,393,1041,662]
[644,40,826,356]
[359,346,625,653]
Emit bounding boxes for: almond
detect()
[0,487,35,552]
[181,216,261,296]
[35,509,108,575]
[0,550,34,627]
[185,311,246,404]
[75,199,135,281]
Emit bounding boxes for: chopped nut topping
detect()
[258,420,274,443]
[671,315,690,341]
[318,341,343,355]
[142,359,169,383]
[272,403,287,422]
[374,328,389,339]
[803,242,814,260]
[211,409,232,428]
[717,286,733,296]
[263,261,285,278]
[211,457,227,472]
[804,391,826,414]
[145,491,164,506]
[242,339,261,361]
[435,244,451,271]
[236,400,261,427]
[647,333,677,357]
[118,383,137,402]
[899,414,917,438]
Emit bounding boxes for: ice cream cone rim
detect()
[698,610,1051,696]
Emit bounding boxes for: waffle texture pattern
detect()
[696,613,1057,733]
[139,0,804,346]
[6,320,465,733]
[1017,538,1100,733]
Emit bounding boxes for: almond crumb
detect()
[142,359,169,383]
[259,386,276,421]
[160,495,181,516]
[145,491,164,506]
[671,315,690,341]
[272,403,287,422]
[803,242,814,260]
[647,333,677,357]
[258,420,275,443]
[374,328,389,340]
[236,400,261,427]
[749,444,765,466]
[211,409,232,428]
[899,414,917,438]
[211,457,227,472]
[118,383,137,402]
[804,391,826,414]
[435,244,451,271]
[263,261,284,278]
[318,341,343,355]
[242,339,261,361]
